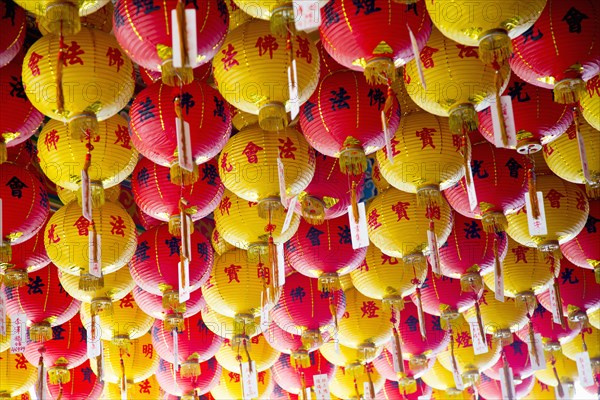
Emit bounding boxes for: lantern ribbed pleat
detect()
[414,268,476,318]
[0,0,26,67]
[216,333,280,372]
[6,218,51,275]
[421,359,458,392]
[562,327,600,362]
[132,284,205,320]
[394,301,450,358]
[373,347,435,381]
[319,341,383,368]
[478,374,535,399]
[200,305,262,341]
[534,350,578,390]
[103,375,162,399]
[271,352,335,395]
[515,303,580,344]
[48,360,105,399]
[463,290,529,335]
[483,338,534,381]
[560,199,600,270]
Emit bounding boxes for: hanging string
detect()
[390,305,405,375]
[526,151,540,219]
[56,21,65,115]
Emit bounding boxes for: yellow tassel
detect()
[40,2,80,35]
[364,57,396,85]
[494,70,509,148]
[292,350,311,369]
[392,326,405,375]
[416,185,442,209]
[170,162,199,186]
[120,351,127,398]
[91,297,113,315]
[553,77,586,105]
[48,359,70,384]
[300,372,308,400]
[180,356,201,378]
[553,279,567,329]
[78,273,104,291]
[270,4,295,37]
[365,364,376,399]
[0,140,6,164]
[162,290,180,311]
[339,137,367,176]
[329,294,339,334]
[2,267,28,288]
[478,29,512,68]
[30,322,53,342]
[474,300,486,343]
[350,181,359,225]
[449,103,478,136]
[318,272,340,293]
[69,113,98,141]
[0,242,11,264]
[301,196,326,225]
[77,182,105,208]
[160,59,193,87]
[527,320,540,368]
[56,383,64,400]
[258,197,285,220]
[300,330,322,349]
[481,209,508,233]
[258,101,288,132]
[164,313,185,332]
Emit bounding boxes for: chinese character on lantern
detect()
[420,46,439,69]
[329,87,351,111]
[106,47,124,72]
[221,43,239,71]
[456,44,478,58]
[463,221,482,239]
[278,137,297,160]
[59,41,85,66]
[225,264,241,283]
[110,215,126,236]
[242,142,264,163]
[5,176,27,198]
[255,34,279,58]
[360,301,380,318]
[545,189,565,208]
[416,127,436,149]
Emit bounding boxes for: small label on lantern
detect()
[468,320,488,355]
[554,384,568,400]
[10,313,26,354]
[525,192,548,236]
[294,0,321,32]
[171,9,198,68]
[0,289,6,336]
[88,232,102,278]
[305,388,312,400]
[494,263,504,302]
[527,332,546,371]
[314,374,331,400]
[288,59,300,120]
[178,258,190,303]
[576,351,594,387]
[408,24,426,90]
[499,365,516,400]
[548,282,562,325]
[260,291,269,331]
[87,314,101,358]
[381,111,394,163]
[282,196,298,234]
[180,212,192,261]
[175,117,194,173]
[276,243,286,286]
[348,202,369,249]
[576,128,592,183]
[363,382,374,400]
[452,365,464,390]
[277,158,288,208]
[465,167,478,212]
[492,95,517,149]
[81,169,92,222]
[241,361,258,398]
[427,229,440,275]
[172,329,179,372]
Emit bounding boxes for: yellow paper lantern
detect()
[319,342,383,368]
[103,375,162,400]
[506,173,589,252]
[0,350,37,398]
[212,367,273,400]
[370,157,391,194]
[404,28,510,135]
[376,111,470,205]
[329,364,385,400]
[522,378,561,400]
[218,124,315,216]
[588,308,600,330]
[226,0,253,31]
[366,187,453,260]
[214,190,300,250]
[212,19,319,131]
[215,334,280,373]
[534,350,578,395]
[38,115,138,206]
[337,288,392,359]
[582,75,600,131]
[425,0,546,66]
[561,328,600,365]
[421,359,465,393]
[544,119,600,197]
[211,227,236,256]
[91,335,158,384]
[14,0,109,34]
[22,28,134,134]
[350,244,427,306]
[201,305,262,342]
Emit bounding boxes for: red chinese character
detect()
[586,75,600,97]
[142,344,153,358]
[512,246,529,263]
[220,152,233,172]
[221,43,239,71]
[242,141,264,163]
[255,34,279,59]
[44,129,60,151]
[392,201,410,221]
[28,52,44,76]
[543,144,555,156]
[225,264,241,283]
[389,136,401,158]
[278,137,297,159]
[106,47,124,71]
[14,354,28,369]
[416,127,436,149]
[138,379,152,394]
[204,275,214,290]
[456,44,478,58]
[59,40,85,66]
[380,254,399,265]
[357,259,369,272]
[368,209,382,230]
[545,189,565,208]
[248,201,258,207]
[576,191,587,211]
[110,215,126,236]
[257,262,271,285]
[425,204,441,220]
[295,36,312,63]
[47,223,61,243]
[360,301,380,318]
[455,331,472,348]
[119,293,134,308]
[228,371,240,382]
[452,134,465,152]
[567,128,577,140]
[113,124,132,149]
[420,46,439,69]
[73,216,91,236]
[219,196,232,216]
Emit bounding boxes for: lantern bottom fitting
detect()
[416,184,441,209]
[69,112,98,140]
[481,210,508,233]
[339,139,367,176]
[0,242,11,263]
[318,272,340,293]
[91,296,113,315]
[448,103,478,136]
[358,342,377,361]
[544,341,561,352]
[2,266,28,288]
[270,4,295,37]
[301,329,323,349]
[382,294,404,309]
[301,196,326,225]
[257,196,285,220]
[462,368,480,385]
[164,313,185,332]
[478,28,511,67]
[160,59,193,87]
[554,77,586,104]
[259,102,288,132]
[567,309,588,324]
[364,57,396,85]
[180,356,201,378]
[409,354,428,368]
[538,240,559,253]
[460,272,483,294]
[440,307,460,321]
[40,2,81,35]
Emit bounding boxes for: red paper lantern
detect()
[263,322,327,355]
[132,157,224,227]
[271,351,336,395]
[483,337,534,382]
[515,303,581,344]
[373,347,435,382]
[478,74,573,152]
[113,0,228,84]
[477,373,535,400]
[299,69,400,175]
[47,360,105,400]
[129,79,231,184]
[5,139,37,167]
[0,0,26,67]
[318,0,431,84]
[271,384,299,400]
[5,264,81,342]
[132,284,205,321]
[560,198,600,278]
[375,379,433,400]
[510,0,600,104]
[155,357,221,397]
[137,210,164,231]
[444,141,528,232]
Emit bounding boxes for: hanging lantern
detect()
[544,120,600,197]
[44,200,136,288]
[130,80,231,185]
[0,349,38,398]
[137,210,164,232]
[212,19,320,131]
[533,350,577,397]
[319,341,383,368]
[47,360,104,400]
[404,28,510,136]
[515,302,581,348]
[477,374,535,400]
[300,69,401,176]
[581,74,600,130]
[113,0,228,85]
[510,0,600,104]
[263,322,326,356]
[200,305,262,342]
[478,74,572,153]
[316,41,345,77]
[216,333,280,373]
[156,357,221,398]
[421,359,464,394]
[38,115,138,206]
[444,141,529,233]
[370,157,391,194]
[483,336,534,382]
[132,157,224,228]
[56,185,120,207]
[0,317,10,353]
[133,284,205,322]
[0,53,44,163]
[561,327,600,370]
[218,124,315,216]
[22,28,134,135]
[560,198,600,280]
[319,0,431,84]
[212,367,274,400]
[329,363,385,400]
[506,173,589,252]
[0,0,26,67]
[373,346,435,383]
[103,375,162,400]
[5,264,81,342]
[271,351,335,396]
[3,140,37,168]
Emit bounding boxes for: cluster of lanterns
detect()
[0,0,599,399]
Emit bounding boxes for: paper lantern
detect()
[370,157,391,194]
[0,317,10,353]
[214,190,300,250]
[271,351,335,395]
[0,53,44,162]
[560,198,600,279]
[212,19,320,131]
[319,341,383,368]
[231,0,328,33]
[376,379,433,400]
[200,305,262,342]
[319,0,431,83]
[103,375,162,400]
[506,173,589,252]
[113,0,228,85]
[404,28,510,135]
[522,378,561,400]
[44,200,136,283]
[156,357,221,397]
[0,350,38,398]
[218,124,315,215]
[56,184,120,207]
[444,141,529,232]
[477,373,535,400]
[47,360,104,400]
[216,333,280,373]
[22,28,134,132]
[544,120,600,196]
[210,227,235,256]
[4,264,81,342]
[483,336,534,382]
[3,140,37,168]
[366,187,453,260]
[558,327,600,370]
[130,79,231,185]
[14,0,109,33]
[0,0,26,67]
[581,74,600,130]
[263,322,325,356]
[533,350,578,395]
[211,367,273,400]
[133,284,205,323]
[373,347,435,383]
[515,302,581,345]
[510,0,600,104]
[421,359,463,393]
[478,74,572,152]
[299,69,401,175]
[329,363,385,400]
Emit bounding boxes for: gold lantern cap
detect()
[259,102,288,132]
[40,2,81,35]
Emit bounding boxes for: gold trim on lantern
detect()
[339,136,367,176]
[538,240,560,253]
[0,243,11,264]
[291,349,311,369]
[30,321,53,342]
[169,162,199,186]
[48,358,70,384]
[270,3,295,37]
[478,28,512,68]
[69,112,98,141]
[91,296,113,315]
[258,101,288,132]
[257,196,285,220]
[318,272,340,293]
[180,354,201,378]
[77,181,105,208]
[300,330,323,349]
[481,209,508,233]
[448,103,478,136]
[554,77,586,105]
[301,196,326,225]
[79,273,104,291]
[40,2,81,35]
[2,266,28,288]
[164,313,185,332]
[460,272,483,294]
[364,57,395,85]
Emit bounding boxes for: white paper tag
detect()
[408,24,426,90]
[180,212,192,261]
[465,168,478,213]
[452,366,464,390]
[427,229,440,275]
[81,169,92,222]
[313,373,331,400]
[276,243,286,286]
[499,366,516,400]
[576,129,592,183]
[277,158,288,208]
[293,0,321,31]
[492,95,517,149]
[528,333,546,371]
[418,395,432,400]
[241,361,259,398]
[171,9,198,68]
[548,283,562,325]
[525,192,548,236]
[469,321,488,355]
[87,314,101,358]
[348,203,369,249]
[495,264,505,302]
[175,117,193,173]
[288,59,300,120]
[88,232,102,278]
[0,287,5,336]
[415,295,426,339]
[363,382,373,400]
[381,111,394,163]
[172,329,179,372]
[334,329,340,353]
[305,388,312,400]
[260,291,269,331]
[178,258,190,303]
[554,384,568,400]
[575,351,594,387]
[10,313,27,353]
[282,196,298,233]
